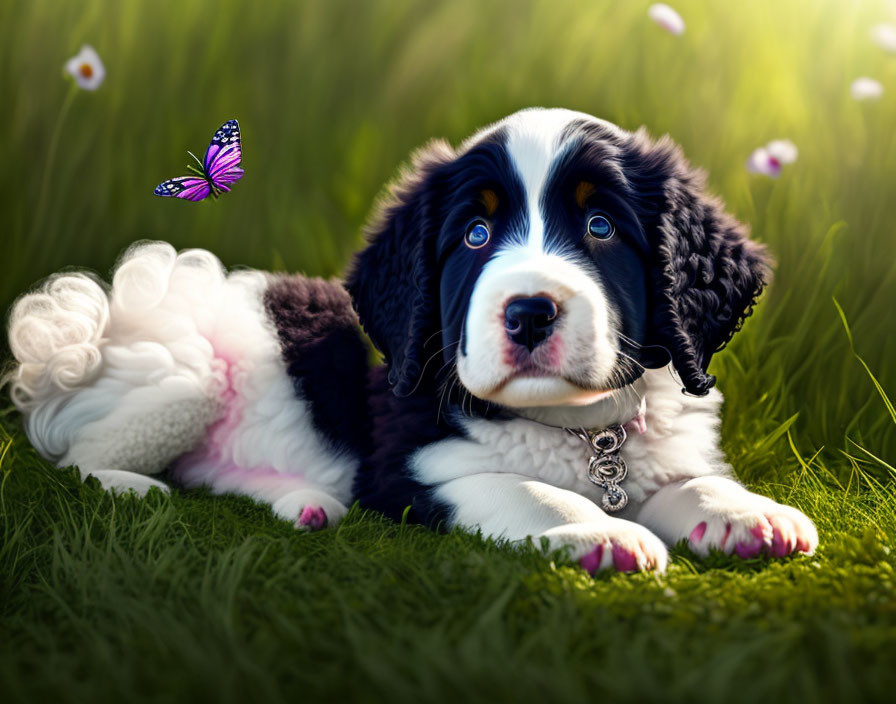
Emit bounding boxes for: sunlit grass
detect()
[2,0,896,701]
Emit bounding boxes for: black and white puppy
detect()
[347,108,816,572]
[5,108,816,571]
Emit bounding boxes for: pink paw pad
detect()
[734,523,767,559]
[298,505,328,531]
[770,527,794,557]
[579,545,604,574]
[612,545,638,572]
[689,521,707,544]
[580,545,646,573]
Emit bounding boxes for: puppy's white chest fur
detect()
[411,368,731,510]
[462,416,627,505]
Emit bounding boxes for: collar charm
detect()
[565,424,629,512]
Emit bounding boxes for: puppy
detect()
[5,108,817,571]
[347,108,817,572]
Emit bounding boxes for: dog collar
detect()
[521,398,646,514]
[565,424,630,512]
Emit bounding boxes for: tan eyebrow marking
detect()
[480,189,499,216]
[575,181,596,209]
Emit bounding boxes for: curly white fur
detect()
[8,272,110,409]
[7,242,230,472]
[5,242,356,517]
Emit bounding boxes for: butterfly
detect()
[154,119,244,201]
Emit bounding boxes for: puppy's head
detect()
[347,108,769,407]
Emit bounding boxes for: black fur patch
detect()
[540,122,654,385]
[264,275,370,458]
[619,126,771,395]
[352,367,454,527]
[559,119,771,393]
[344,139,458,397]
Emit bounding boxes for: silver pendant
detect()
[565,424,629,512]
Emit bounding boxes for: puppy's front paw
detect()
[639,476,819,561]
[687,499,818,559]
[542,520,669,574]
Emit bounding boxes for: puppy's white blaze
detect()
[505,114,571,252]
[467,108,627,254]
[463,107,626,154]
[457,243,619,407]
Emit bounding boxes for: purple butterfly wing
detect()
[204,119,244,188]
[153,176,212,201]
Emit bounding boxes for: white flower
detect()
[851,77,884,101]
[746,140,797,178]
[870,24,896,53]
[647,4,685,35]
[746,148,778,177]
[65,45,105,91]
[766,140,798,165]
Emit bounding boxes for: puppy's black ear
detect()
[345,140,455,396]
[626,130,772,396]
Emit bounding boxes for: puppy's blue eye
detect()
[587,214,615,240]
[465,221,490,249]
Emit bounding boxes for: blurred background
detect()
[2,0,895,479]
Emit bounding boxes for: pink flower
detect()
[746,140,797,178]
[648,4,685,36]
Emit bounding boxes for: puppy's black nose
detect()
[504,297,559,352]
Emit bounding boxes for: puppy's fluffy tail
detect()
[7,272,110,412]
[5,242,236,472]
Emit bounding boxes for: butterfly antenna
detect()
[186,150,205,172]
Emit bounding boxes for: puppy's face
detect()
[348,108,769,408]
[437,112,650,407]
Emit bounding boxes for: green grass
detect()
[2,0,896,701]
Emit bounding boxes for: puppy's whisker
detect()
[422,328,447,348]
[423,341,459,373]
[446,377,462,421]
[437,371,459,425]
[617,350,646,372]
[405,339,460,396]
[432,352,462,389]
